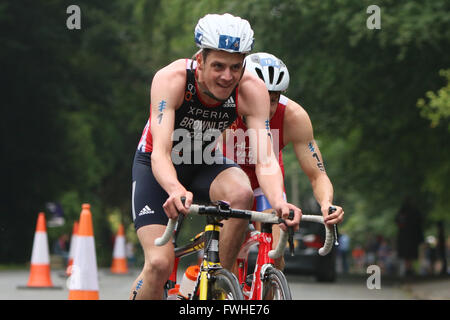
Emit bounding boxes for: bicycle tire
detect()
[209,269,244,300]
[261,266,292,300]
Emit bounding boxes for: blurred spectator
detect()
[337,232,350,274]
[365,235,379,267]
[424,235,438,275]
[351,245,365,274]
[126,241,136,268]
[53,233,70,265]
[395,196,424,276]
[436,221,447,275]
[447,235,450,274]
[418,242,429,275]
[377,238,394,275]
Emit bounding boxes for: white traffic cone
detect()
[25,212,55,288]
[65,221,79,276]
[110,224,128,274]
[68,204,99,300]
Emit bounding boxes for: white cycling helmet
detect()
[244,52,290,91]
[194,13,254,53]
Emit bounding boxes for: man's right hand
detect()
[273,201,302,232]
[162,189,193,219]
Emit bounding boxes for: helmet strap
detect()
[197,81,230,103]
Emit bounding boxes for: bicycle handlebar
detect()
[154,203,334,258]
[268,215,333,259]
[154,204,279,246]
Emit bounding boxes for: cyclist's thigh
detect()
[207,167,252,203]
[189,154,248,202]
[132,151,170,230]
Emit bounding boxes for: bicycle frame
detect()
[237,223,275,300]
[166,215,224,300]
[157,202,334,300]
[166,230,204,290]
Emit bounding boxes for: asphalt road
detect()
[287,274,412,300]
[3,268,445,300]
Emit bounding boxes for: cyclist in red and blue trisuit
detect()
[222,52,344,270]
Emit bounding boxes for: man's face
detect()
[269,91,281,118]
[198,50,245,101]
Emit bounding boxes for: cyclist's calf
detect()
[220,218,249,270]
[132,225,175,299]
[133,253,174,299]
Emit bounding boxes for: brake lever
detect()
[173,197,187,246]
[287,209,295,256]
[288,228,295,257]
[277,210,295,256]
[328,206,339,246]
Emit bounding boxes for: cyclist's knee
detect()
[211,168,254,208]
[144,255,173,280]
[227,185,253,209]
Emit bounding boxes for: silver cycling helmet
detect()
[244,52,290,91]
[194,13,254,53]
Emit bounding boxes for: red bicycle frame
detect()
[236,224,275,300]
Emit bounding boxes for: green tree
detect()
[0,0,160,264]
[418,69,450,130]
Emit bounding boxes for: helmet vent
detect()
[276,72,285,85]
[255,68,265,82]
[268,66,274,84]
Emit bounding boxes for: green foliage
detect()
[417,69,450,130]
[416,69,450,223]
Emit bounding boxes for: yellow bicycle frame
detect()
[198,223,221,300]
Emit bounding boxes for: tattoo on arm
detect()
[308,141,325,172]
[265,119,272,139]
[157,100,167,124]
[132,279,144,300]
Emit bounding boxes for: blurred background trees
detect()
[1,0,449,265]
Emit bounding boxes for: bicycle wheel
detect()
[209,269,244,300]
[261,266,292,300]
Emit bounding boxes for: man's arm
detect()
[284,100,344,226]
[239,76,284,205]
[149,59,193,218]
[238,73,301,229]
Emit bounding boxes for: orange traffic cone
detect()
[110,224,129,274]
[24,212,56,288]
[68,204,99,300]
[65,221,79,276]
